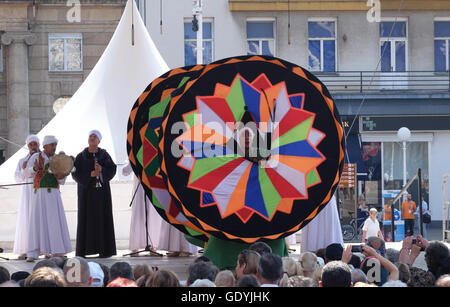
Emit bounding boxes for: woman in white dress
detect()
[158,221,198,257]
[300,195,344,253]
[123,162,197,257]
[13,135,40,259]
[122,163,163,253]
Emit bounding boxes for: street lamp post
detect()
[397,127,411,239]
[397,127,411,191]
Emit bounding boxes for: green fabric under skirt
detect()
[185,234,288,270]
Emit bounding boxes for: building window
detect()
[184,20,214,66]
[308,20,336,72]
[48,33,83,72]
[380,20,407,72]
[434,20,450,72]
[246,19,275,56]
[135,0,146,24]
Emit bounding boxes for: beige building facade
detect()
[0,0,127,160]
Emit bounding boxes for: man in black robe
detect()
[72,130,117,258]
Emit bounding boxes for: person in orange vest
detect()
[401,193,416,237]
[383,203,393,241]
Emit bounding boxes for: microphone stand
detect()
[124,182,162,257]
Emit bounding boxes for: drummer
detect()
[23,135,72,262]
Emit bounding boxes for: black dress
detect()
[72,148,117,258]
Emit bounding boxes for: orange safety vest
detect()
[383,204,392,221]
[401,200,416,220]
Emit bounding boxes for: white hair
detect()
[190,279,216,287]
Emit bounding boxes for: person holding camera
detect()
[362,208,384,243]
[400,235,450,280]
[341,244,399,285]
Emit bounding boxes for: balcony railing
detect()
[314,71,450,94]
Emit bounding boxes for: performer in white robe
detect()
[158,221,198,257]
[285,232,297,247]
[300,195,344,253]
[122,163,163,252]
[13,135,40,259]
[24,136,72,262]
[122,163,196,256]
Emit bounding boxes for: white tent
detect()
[0,0,169,185]
[0,0,169,243]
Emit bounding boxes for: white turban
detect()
[89,130,102,141]
[26,135,40,145]
[42,135,58,146]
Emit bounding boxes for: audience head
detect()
[214,270,236,287]
[351,268,368,284]
[146,270,180,287]
[190,279,216,287]
[0,281,19,287]
[50,256,66,270]
[136,274,152,287]
[97,263,110,287]
[0,266,10,284]
[367,237,386,256]
[249,241,272,256]
[256,253,283,285]
[187,260,219,286]
[286,276,318,287]
[33,259,59,272]
[435,256,450,279]
[424,241,450,277]
[24,267,67,287]
[349,255,362,270]
[236,249,261,279]
[386,248,400,264]
[282,257,301,277]
[133,264,152,281]
[353,282,377,287]
[107,277,137,287]
[396,262,411,284]
[315,248,326,260]
[236,274,260,287]
[298,252,320,278]
[194,256,212,263]
[88,262,104,287]
[321,261,352,287]
[109,262,134,281]
[325,243,344,263]
[312,266,323,283]
[436,274,450,287]
[10,271,30,284]
[63,257,92,287]
[407,267,436,287]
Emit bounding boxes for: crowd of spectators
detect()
[0,235,449,287]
